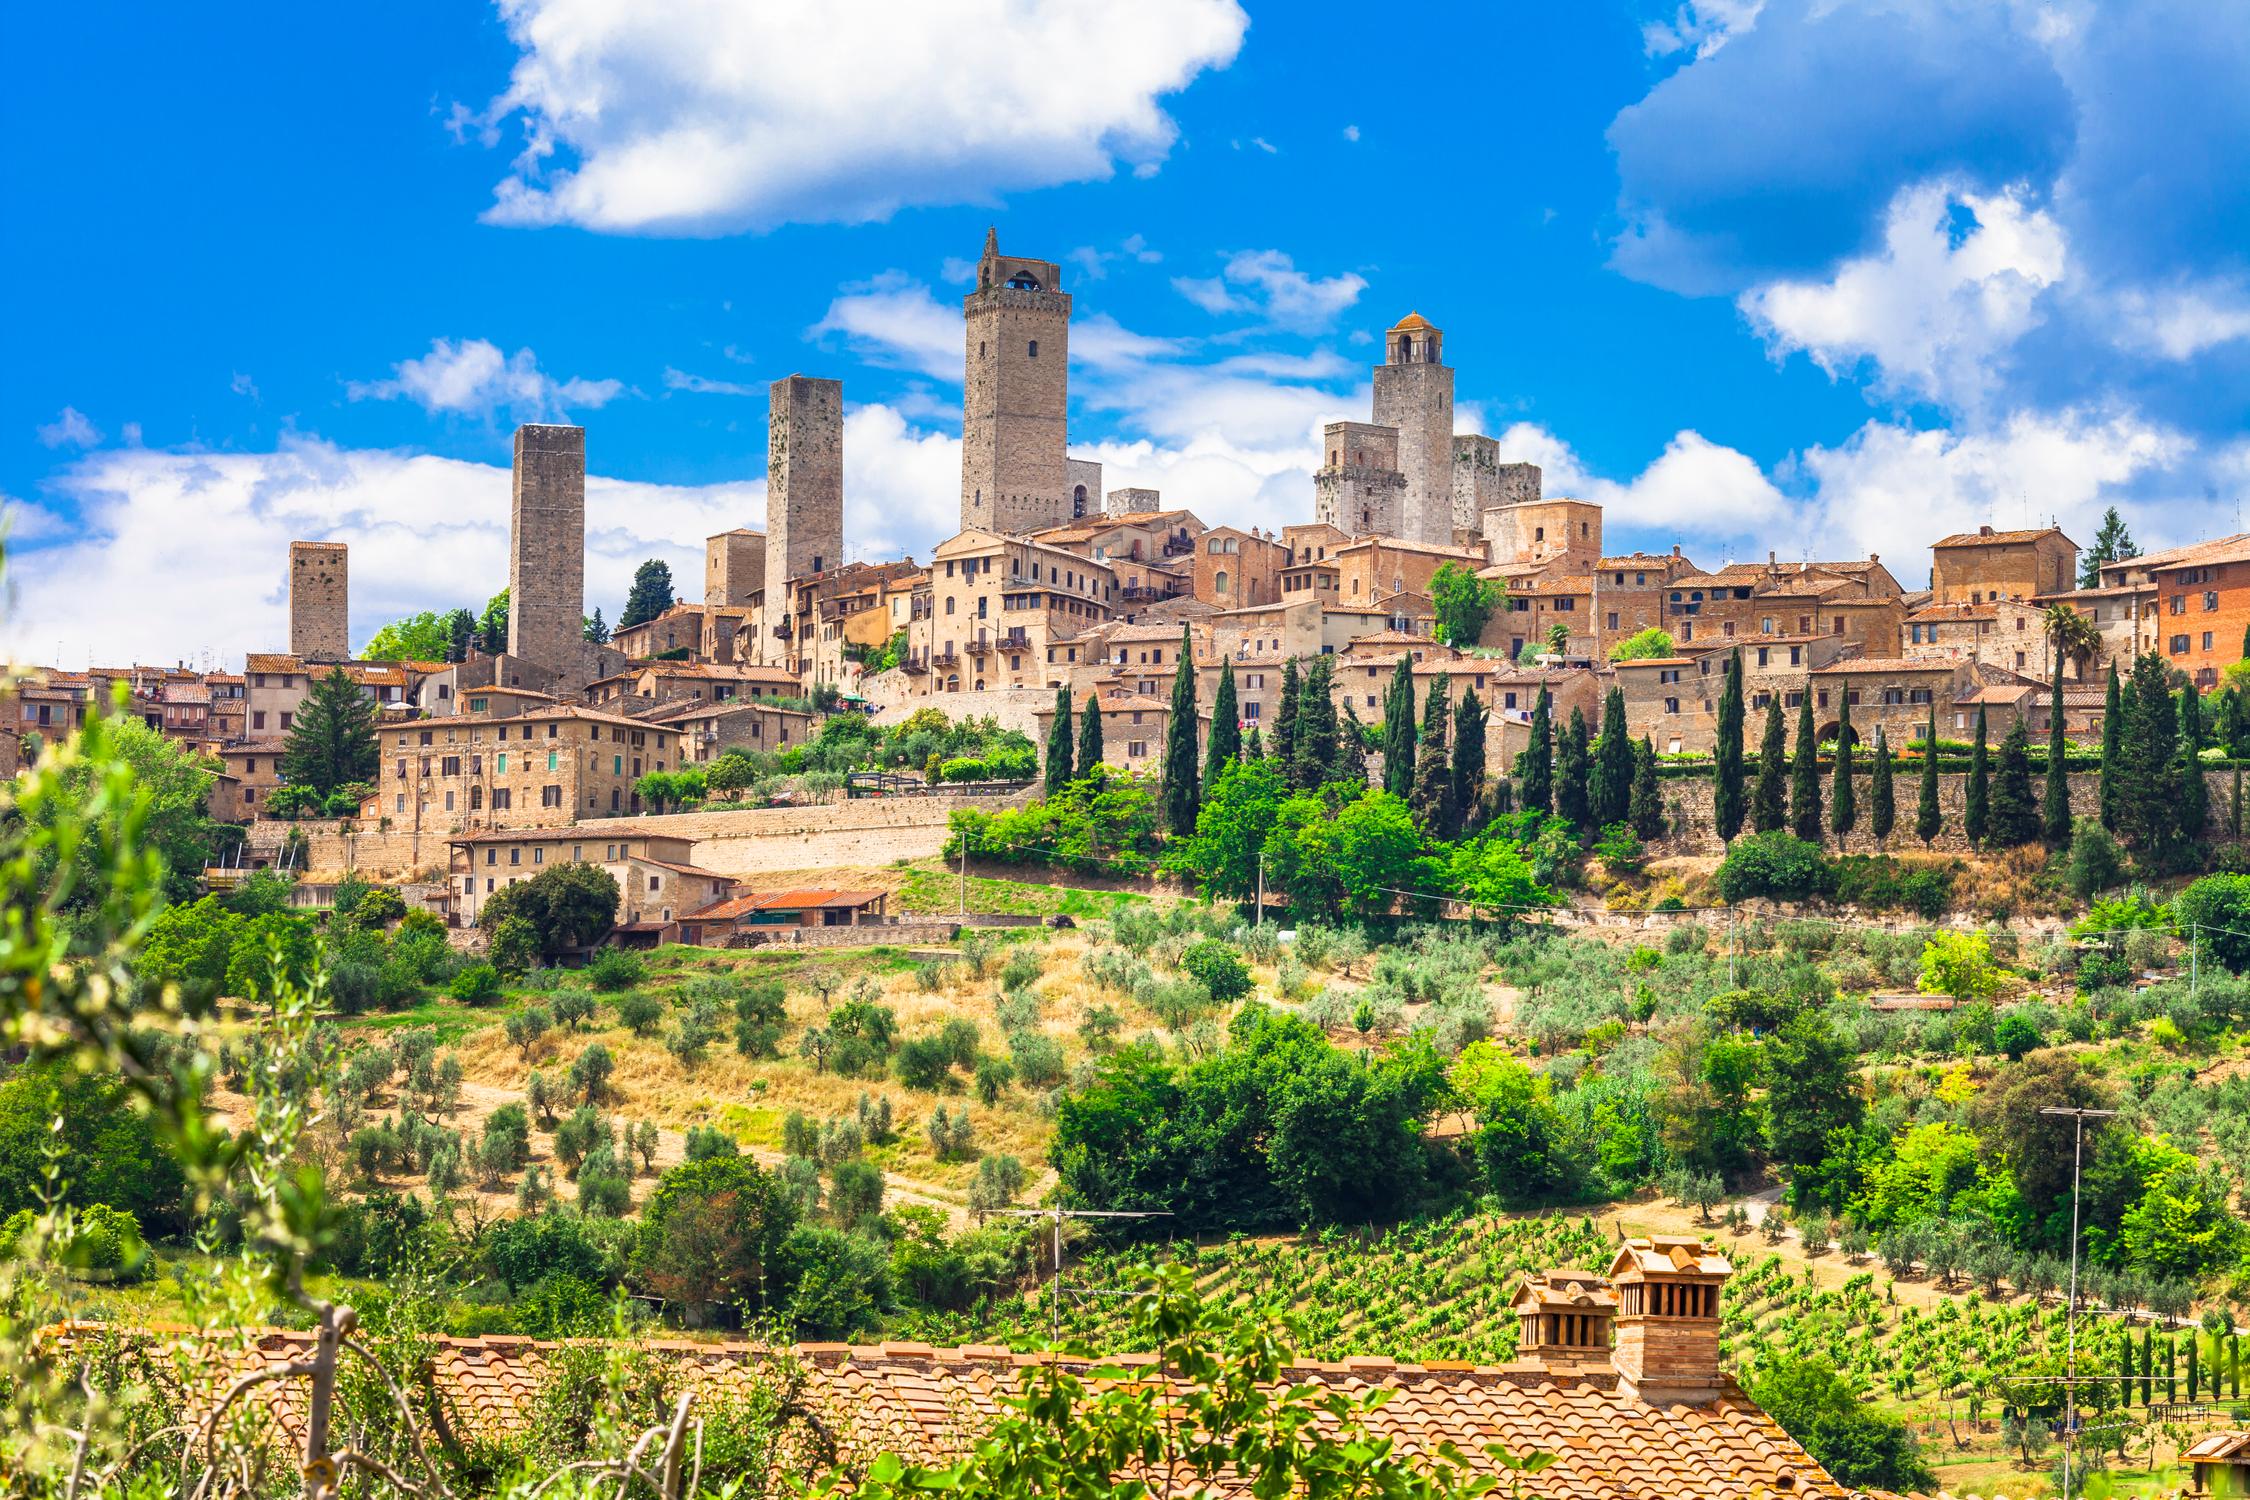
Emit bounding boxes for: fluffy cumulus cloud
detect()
[1171,250,1367,332]
[1641,0,1765,59]
[470,0,1247,234]
[1740,179,2067,411]
[36,407,102,449]
[1489,423,1786,542]
[348,338,623,420]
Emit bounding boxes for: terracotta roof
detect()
[629,856,737,882]
[1335,536,1483,560]
[2104,532,2250,573]
[1931,525,2075,549]
[1388,310,1436,332]
[1609,656,1695,668]
[1343,630,1444,651]
[45,1326,1856,1500]
[242,653,302,673]
[1955,685,2035,705]
[1810,658,1953,675]
[684,889,886,920]
[1906,603,2000,622]
[446,827,694,846]
[1609,1236,1735,1280]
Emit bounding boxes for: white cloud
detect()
[2111,279,2250,361]
[472,0,1247,234]
[1343,124,1361,142]
[1490,423,1787,538]
[1067,233,1163,282]
[663,367,760,397]
[809,274,962,381]
[1643,0,1765,59]
[348,338,624,420]
[36,407,101,449]
[1170,250,1367,331]
[230,373,260,402]
[1740,179,2067,413]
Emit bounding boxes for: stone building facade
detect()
[1066,457,1103,521]
[906,528,1117,694]
[1451,435,1503,538]
[705,528,766,606]
[1106,486,1161,518]
[380,705,681,831]
[960,230,1071,536]
[1313,421,1407,537]
[288,541,349,661]
[1370,313,1454,545]
[767,375,843,584]
[1929,524,2078,604]
[507,424,587,677]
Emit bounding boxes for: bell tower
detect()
[1370,311,1454,547]
[960,229,1071,535]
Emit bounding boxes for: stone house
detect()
[1664,557,1905,659]
[676,888,891,946]
[244,654,413,736]
[2130,534,2250,692]
[1191,526,1288,608]
[412,652,561,717]
[907,528,1119,694]
[1333,535,1484,611]
[1495,571,1595,659]
[1903,598,2057,678]
[1928,523,2078,604]
[445,828,734,941]
[1033,686,1188,775]
[213,738,287,821]
[1591,549,1700,656]
[634,698,815,763]
[380,705,683,832]
[206,673,246,740]
[610,602,710,661]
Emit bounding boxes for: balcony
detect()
[932,648,959,669]
[999,630,1031,650]
[901,655,928,674]
[1162,538,1195,558]
[964,635,992,656]
[1119,584,1171,604]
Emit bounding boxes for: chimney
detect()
[1510,1269,1617,1372]
[1607,1236,1731,1405]
[1979,524,1994,536]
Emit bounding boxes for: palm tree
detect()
[2044,601,2102,682]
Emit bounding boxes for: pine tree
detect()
[2224,683,2250,758]
[1076,692,1104,772]
[1451,688,1487,825]
[1630,735,1664,840]
[1713,648,1747,842]
[619,559,677,630]
[2099,663,2123,831]
[1291,654,1339,790]
[445,607,477,663]
[1870,729,1895,845]
[2120,652,2179,859]
[1964,706,1991,846]
[1337,702,1371,788]
[1754,696,1788,834]
[1520,688,1553,814]
[1555,706,1592,832]
[1163,626,1201,836]
[583,608,610,645]
[2179,685,2210,842]
[1410,676,1454,837]
[1273,659,1301,772]
[280,666,381,796]
[1916,704,1942,845]
[2080,505,2137,588]
[1044,684,1075,794]
[2042,663,2071,847]
[1989,716,2039,846]
[1589,686,1634,830]
[1245,727,1264,761]
[1380,657,1416,798]
[1789,693,1822,841]
[1829,691,1856,840]
[1205,658,1240,781]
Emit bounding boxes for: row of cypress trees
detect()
[1513,683,1666,841]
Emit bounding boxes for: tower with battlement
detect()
[1313,422,1407,538]
[288,540,349,660]
[768,375,843,583]
[960,230,1071,535]
[1371,312,1455,546]
[507,424,586,675]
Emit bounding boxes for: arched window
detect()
[944,597,956,615]
[1215,570,1230,595]
[1007,271,1042,291]
[1073,484,1088,518]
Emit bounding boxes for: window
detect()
[2207,591,2221,612]
[1606,612,1619,630]
[2172,634,2191,654]
[497,753,508,774]
[1127,740,1147,758]
[252,711,266,730]
[533,847,544,865]
[1664,697,1680,714]
[2171,594,2187,615]
[1027,340,1039,358]
[508,847,521,866]
[2204,631,2215,651]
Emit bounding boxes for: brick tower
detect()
[960,229,1071,535]
[1370,312,1455,546]
[507,423,586,675]
[288,540,349,660]
[768,375,843,583]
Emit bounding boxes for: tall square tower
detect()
[705,528,767,606]
[1313,422,1406,538]
[960,229,1071,535]
[768,375,843,583]
[507,423,586,675]
[288,540,350,661]
[1370,312,1455,547]
[1451,435,1503,539]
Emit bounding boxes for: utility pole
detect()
[988,1207,1171,1346]
[2042,1104,2117,1500]
[958,832,968,918]
[1255,850,1265,928]
[2191,922,2199,999]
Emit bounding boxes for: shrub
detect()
[1179,941,1253,1003]
[569,1042,615,1103]
[2176,874,2250,972]
[1008,1030,1066,1088]
[614,991,664,1036]
[967,1155,1027,1212]
[684,1124,738,1161]
[894,1035,957,1092]
[586,947,646,991]
[2066,817,2127,901]
[1993,1010,2044,1060]
[448,962,503,1005]
[1716,831,1833,903]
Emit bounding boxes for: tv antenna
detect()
[987,1207,1171,1345]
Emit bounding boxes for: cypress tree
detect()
[1245,726,1264,761]
[1589,686,1634,829]
[1410,676,1455,837]
[1162,626,1201,836]
[1044,684,1075,793]
[1205,659,1240,782]
[1916,704,1942,845]
[1555,706,1592,832]
[2099,663,2123,831]
[1291,655,1339,790]
[1989,717,2039,846]
[1753,696,1788,834]
[2179,685,2210,842]
[2234,761,2244,839]
[2042,663,2071,847]
[1964,706,1990,846]
[1789,693,1822,841]
[1829,691,1856,840]
[1380,657,1417,798]
[618,558,676,629]
[1451,687,1487,825]
[2121,652,2180,859]
[1714,648,1747,842]
[445,607,476,664]
[1273,659,1301,772]
[1630,735,1664,840]
[1076,692,1104,772]
[1520,688,1553,814]
[1870,728,1895,845]
[280,666,382,796]
[2224,683,2250,759]
[1338,702,1371,788]
[2141,1325,2154,1406]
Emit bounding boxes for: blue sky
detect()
[7,0,2250,665]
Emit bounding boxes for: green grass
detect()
[892,865,1151,919]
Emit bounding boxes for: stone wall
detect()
[855,680,1053,737]
[767,376,843,582]
[1066,457,1102,520]
[737,919,963,949]
[1648,767,2234,856]
[507,424,586,676]
[288,541,349,660]
[1451,435,1501,536]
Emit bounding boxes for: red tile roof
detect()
[683,889,886,920]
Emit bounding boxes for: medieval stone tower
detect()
[1313,422,1406,537]
[1370,312,1455,546]
[960,229,1071,535]
[507,423,586,675]
[767,375,843,582]
[704,529,767,606]
[288,540,349,660]
[1451,435,1503,540]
